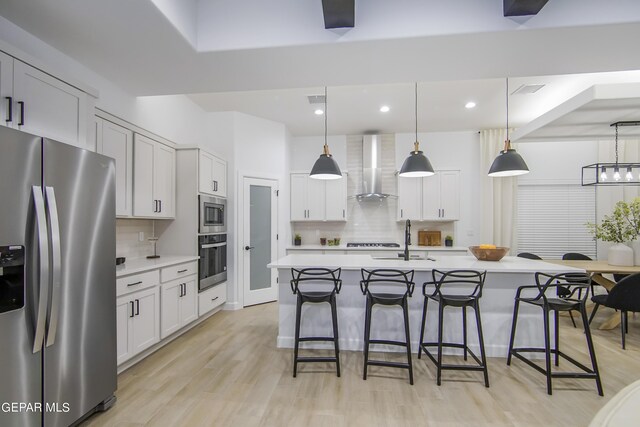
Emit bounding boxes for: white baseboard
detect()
[223,301,242,311]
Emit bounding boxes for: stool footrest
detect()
[510,348,597,376]
[296,357,338,363]
[421,342,484,367]
[298,336,336,342]
[368,339,408,347]
[366,360,411,370]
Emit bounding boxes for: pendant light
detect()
[310,86,342,180]
[399,82,435,177]
[488,78,530,177]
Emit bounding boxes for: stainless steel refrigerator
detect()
[0,125,117,426]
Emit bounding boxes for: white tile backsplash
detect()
[293,134,454,246]
[116,219,155,259]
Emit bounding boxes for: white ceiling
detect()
[1,0,640,136]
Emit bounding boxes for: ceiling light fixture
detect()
[310,86,342,180]
[380,105,390,113]
[582,121,640,186]
[314,109,324,115]
[465,101,476,109]
[488,78,530,178]
[398,82,435,178]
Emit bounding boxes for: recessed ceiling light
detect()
[465,101,476,109]
[379,105,390,113]
[314,109,324,115]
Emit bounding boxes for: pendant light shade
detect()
[488,78,529,178]
[399,83,435,178]
[310,86,342,180]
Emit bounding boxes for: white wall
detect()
[289,135,347,173]
[224,112,289,308]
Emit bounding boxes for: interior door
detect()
[243,177,278,307]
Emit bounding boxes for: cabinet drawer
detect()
[198,283,227,317]
[161,261,198,283]
[117,270,160,297]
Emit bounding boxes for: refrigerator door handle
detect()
[32,186,50,354]
[45,186,62,347]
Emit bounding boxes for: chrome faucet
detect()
[404,219,411,261]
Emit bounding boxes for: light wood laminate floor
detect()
[85,303,640,427]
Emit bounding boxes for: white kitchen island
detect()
[268,254,585,358]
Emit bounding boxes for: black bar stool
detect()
[418,269,489,387]
[507,272,603,395]
[360,268,415,385]
[290,267,342,378]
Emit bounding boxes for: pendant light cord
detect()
[324,86,328,148]
[415,82,418,145]
[505,77,509,144]
[615,123,619,165]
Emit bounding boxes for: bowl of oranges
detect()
[469,244,510,261]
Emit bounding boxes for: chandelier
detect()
[582,121,640,186]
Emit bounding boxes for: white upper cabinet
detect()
[325,176,348,221]
[96,117,133,217]
[0,51,13,128]
[133,133,175,219]
[290,173,347,222]
[422,171,460,220]
[397,175,422,221]
[10,59,91,149]
[198,150,227,198]
[397,170,460,221]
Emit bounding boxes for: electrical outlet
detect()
[138,232,144,242]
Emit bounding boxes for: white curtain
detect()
[479,129,519,251]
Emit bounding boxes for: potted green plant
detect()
[294,233,302,246]
[444,235,453,247]
[587,200,637,266]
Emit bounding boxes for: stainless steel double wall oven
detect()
[198,195,227,292]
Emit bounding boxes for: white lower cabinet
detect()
[198,283,227,317]
[116,286,160,365]
[161,277,197,339]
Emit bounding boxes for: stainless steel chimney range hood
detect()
[354,135,395,201]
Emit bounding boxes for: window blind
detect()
[517,184,597,259]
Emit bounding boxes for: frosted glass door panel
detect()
[250,185,271,291]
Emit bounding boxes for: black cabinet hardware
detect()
[127,281,142,287]
[177,269,188,273]
[135,299,140,316]
[17,101,24,126]
[211,296,219,301]
[5,97,11,123]
[129,301,134,318]
[245,246,254,251]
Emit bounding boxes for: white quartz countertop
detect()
[116,255,199,277]
[268,254,584,274]
[286,245,468,251]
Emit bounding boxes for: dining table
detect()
[545,260,640,329]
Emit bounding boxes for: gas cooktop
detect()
[346,243,400,248]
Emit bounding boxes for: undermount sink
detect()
[370,254,427,260]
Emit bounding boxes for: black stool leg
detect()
[507,299,520,365]
[436,302,445,386]
[580,304,603,396]
[402,297,414,385]
[554,310,560,367]
[568,310,577,328]
[474,301,490,388]
[418,297,428,360]
[363,297,372,380]
[462,306,468,361]
[621,311,627,350]
[543,308,553,395]
[330,294,341,377]
[293,294,303,378]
